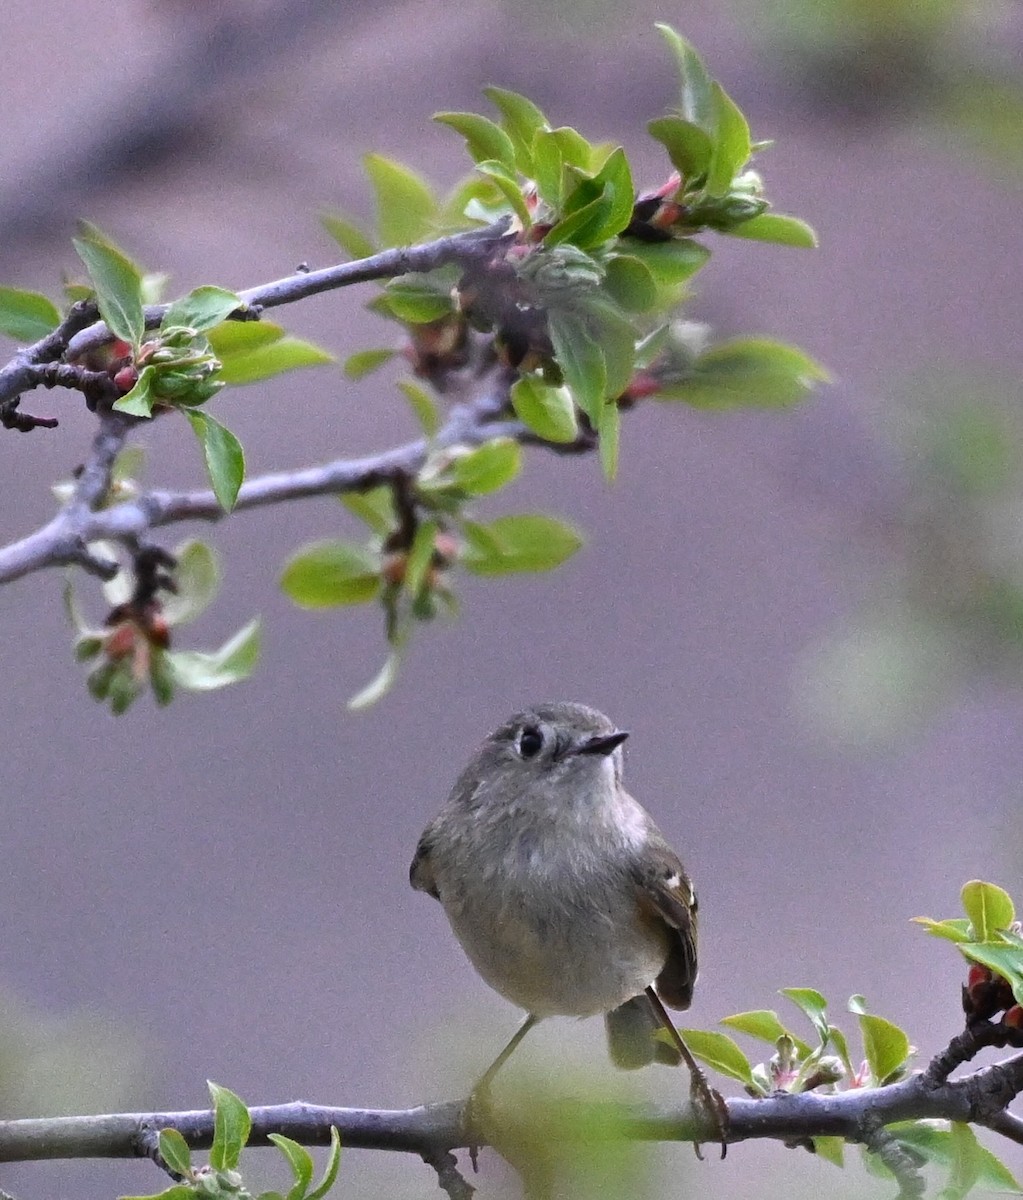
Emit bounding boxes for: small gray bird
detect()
[411,702,724,1150]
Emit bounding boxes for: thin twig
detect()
[421,1147,476,1200]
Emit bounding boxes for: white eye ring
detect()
[517,725,544,759]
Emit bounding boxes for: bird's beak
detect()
[575,730,629,757]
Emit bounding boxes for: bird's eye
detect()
[517,725,544,759]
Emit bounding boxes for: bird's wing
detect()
[630,833,698,1010]
[409,825,440,898]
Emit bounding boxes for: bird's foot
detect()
[688,1066,729,1160]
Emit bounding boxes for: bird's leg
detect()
[644,986,729,1160]
[464,1013,541,1170]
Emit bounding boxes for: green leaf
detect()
[959,942,1023,1008]
[677,1028,754,1086]
[306,1126,342,1200]
[72,222,146,347]
[656,24,716,134]
[341,487,396,537]
[364,153,437,247]
[267,1134,314,1200]
[121,1186,197,1200]
[113,365,157,417]
[532,129,565,207]
[720,1010,812,1057]
[397,379,440,437]
[888,1120,1022,1194]
[208,1081,251,1171]
[169,619,261,691]
[911,917,973,943]
[185,410,245,511]
[705,82,751,197]
[404,520,439,599]
[281,542,381,607]
[590,147,636,241]
[510,377,579,443]
[348,650,401,711]
[598,398,619,481]
[462,514,582,575]
[157,1128,193,1178]
[657,337,829,409]
[445,439,521,495]
[0,286,61,341]
[162,287,241,334]
[149,647,176,707]
[545,187,615,250]
[602,256,658,313]
[647,115,714,185]
[382,271,457,324]
[584,300,636,398]
[161,540,219,626]
[624,239,710,285]
[548,126,595,170]
[722,212,818,248]
[207,321,334,385]
[858,1013,911,1085]
[474,160,532,228]
[962,880,1016,941]
[320,211,377,260]
[484,87,547,174]
[548,309,605,423]
[344,348,395,380]
[434,112,517,172]
[813,1137,846,1167]
[780,988,830,1043]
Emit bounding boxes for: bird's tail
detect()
[605,993,682,1069]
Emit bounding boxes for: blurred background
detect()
[2,0,1023,1197]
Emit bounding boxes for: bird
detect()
[410,701,726,1155]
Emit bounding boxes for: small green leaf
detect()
[305,1126,342,1200]
[474,160,532,228]
[888,1120,1022,1195]
[722,212,818,248]
[590,147,636,241]
[602,256,658,312]
[157,1129,193,1178]
[121,1186,197,1200]
[161,540,219,627]
[780,988,830,1043]
[911,917,973,943]
[858,1013,911,1085]
[548,309,606,423]
[281,542,381,608]
[510,377,579,443]
[398,379,440,437]
[208,1081,251,1171]
[544,187,614,250]
[962,880,1016,941]
[720,1010,812,1057]
[647,115,713,185]
[585,300,636,398]
[705,82,751,197]
[383,272,456,324]
[0,286,61,341]
[169,619,261,691]
[623,239,710,285]
[657,337,829,409]
[149,648,176,707]
[113,365,157,417]
[813,1137,846,1167]
[548,126,595,170]
[162,287,241,334]
[320,212,377,260]
[344,348,395,380]
[348,651,401,711]
[445,439,521,495]
[484,87,547,174]
[207,321,334,386]
[404,520,439,599]
[462,514,582,575]
[434,112,517,172]
[341,487,396,537]
[532,129,565,207]
[656,24,716,134]
[959,942,1023,1008]
[364,154,437,247]
[72,222,146,347]
[267,1134,314,1200]
[677,1028,754,1086]
[185,410,245,511]
[598,398,620,481]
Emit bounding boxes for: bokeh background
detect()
[2,1,1023,1197]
